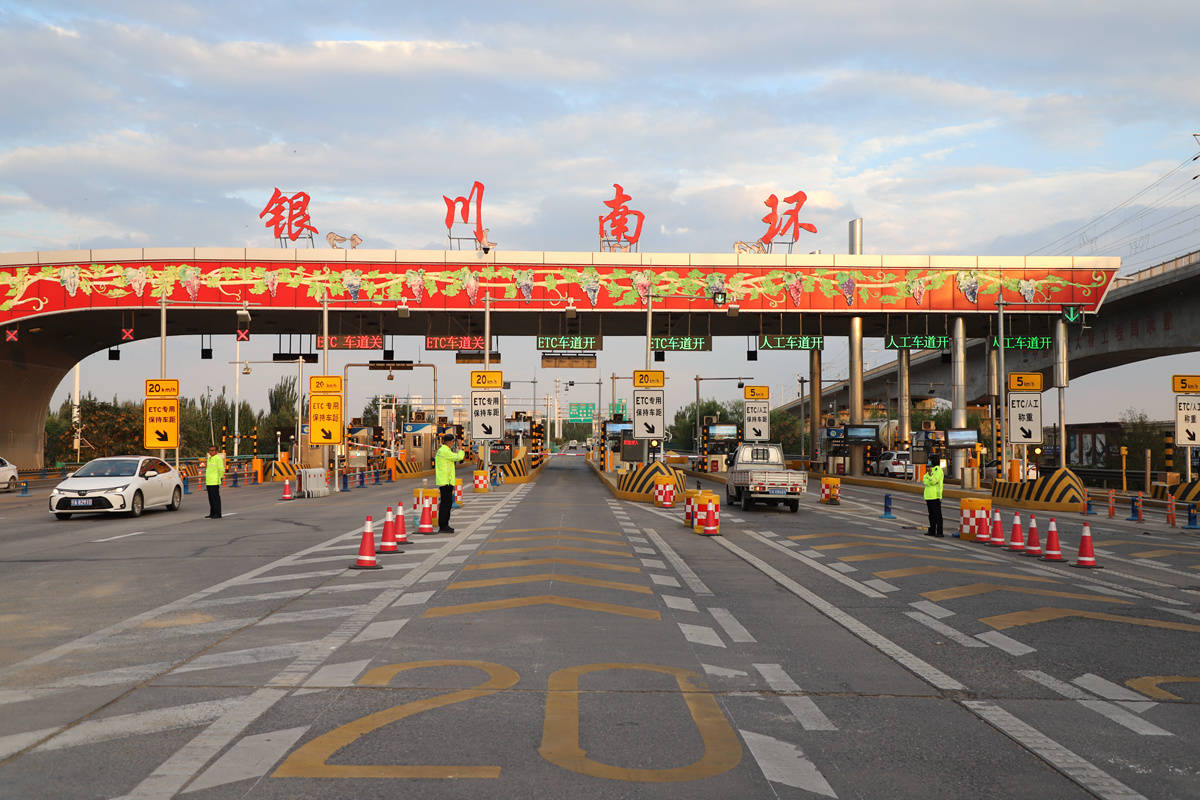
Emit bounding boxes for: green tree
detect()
[1118,409,1163,471]
[666,399,738,451]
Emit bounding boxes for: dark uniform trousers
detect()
[438,483,454,529]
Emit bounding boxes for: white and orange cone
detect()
[350,516,383,570]
[1008,513,1029,552]
[1041,518,1066,562]
[418,498,435,534]
[394,500,409,544]
[379,507,400,553]
[1072,522,1100,569]
[281,479,293,501]
[986,510,1002,546]
[1024,516,1044,557]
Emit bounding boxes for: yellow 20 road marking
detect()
[423,595,661,620]
[449,574,651,594]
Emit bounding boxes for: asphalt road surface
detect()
[1,457,1199,799]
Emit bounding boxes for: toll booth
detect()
[700,423,741,473]
[402,421,435,468]
[504,417,531,448]
[604,419,633,471]
[489,442,514,466]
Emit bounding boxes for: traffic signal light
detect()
[1061,304,1084,326]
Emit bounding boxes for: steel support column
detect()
[809,348,822,470]
[897,348,911,451]
[950,316,967,480]
[1054,317,1068,470]
[848,218,864,477]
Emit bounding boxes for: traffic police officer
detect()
[434,433,465,533]
[923,457,944,537]
[204,445,225,519]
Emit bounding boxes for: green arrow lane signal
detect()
[1061,304,1084,324]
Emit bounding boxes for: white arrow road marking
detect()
[739,729,837,797]
[702,664,748,678]
[182,726,310,794]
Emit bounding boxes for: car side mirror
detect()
[725,455,734,466]
[65,471,75,479]
[143,470,156,479]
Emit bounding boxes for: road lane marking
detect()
[974,631,1036,655]
[702,664,747,678]
[741,530,884,598]
[878,564,1061,582]
[661,595,699,612]
[839,551,978,564]
[827,562,858,573]
[392,590,437,607]
[709,608,756,642]
[982,607,1200,633]
[649,573,682,587]
[862,579,900,593]
[739,730,837,797]
[90,531,145,542]
[752,664,836,731]
[921,583,1131,605]
[903,611,988,648]
[234,569,345,586]
[1123,675,1200,701]
[678,623,725,647]
[639,558,667,569]
[417,570,455,583]
[295,659,374,694]
[1072,674,1158,713]
[1019,671,1171,736]
[422,595,661,620]
[715,538,964,691]
[909,600,954,619]
[493,534,626,545]
[462,557,641,573]
[496,527,622,536]
[961,701,1149,799]
[182,726,310,794]
[642,528,713,595]
[448,573,652,594]
[350,619,408,644]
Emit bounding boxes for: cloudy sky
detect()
[3,1,1198,429]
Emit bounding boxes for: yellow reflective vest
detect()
[922,465,943,500]
[435,444,464,486]
[205,453,225,486]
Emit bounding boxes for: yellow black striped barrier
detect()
[268,460,298,481]
[991,467,1085,512]
[1175,480,1200,503]
[617,462,686,499]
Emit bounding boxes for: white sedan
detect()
[0,455,17,491]
[49,456,183,519]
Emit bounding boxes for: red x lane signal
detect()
[4,329,17,342]
[121,328,135,341]
[236,328,250,342]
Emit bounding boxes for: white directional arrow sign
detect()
[470,390,503,440]
[1176,395,1200,447]
[1007,392,1042,445]
[744,400,770,442]
[632,389,665,440]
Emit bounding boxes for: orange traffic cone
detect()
[1072,522,1100,569]
[700,500,720,536]
[1024,516,1044,557]
[1041,517,1065,562]
[394,500,409,544]
[1008,513,1028,552]
[350,516,383,570]
[418,497,435,534]
[992,512,1016,546]
[984,513,1003,544]
[281,479,293,501]
[379,507,400,553]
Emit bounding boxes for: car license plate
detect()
[70,498,93,507]
[769,488,785,495]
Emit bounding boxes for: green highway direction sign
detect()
[569,402,596,422]
[608,400,627,417]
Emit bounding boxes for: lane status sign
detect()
[633,370,665,388]
[744,400,770,442]
[471,390,503,440]
[143,398,180,449]
[145,379,180,397]
[632,389,665,439]
[1007,392,1042,444]
[1176,396,1200,446]
[308,395,344,444]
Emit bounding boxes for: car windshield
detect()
[75,459,140,478]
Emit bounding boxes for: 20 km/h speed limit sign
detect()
[1007,392,1042,444]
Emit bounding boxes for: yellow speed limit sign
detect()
[145,378,180,398]
[744,385,769,400]
[1007,372,1043,392]
[470,370,503,389]
[310,375,343,394]
[308,395,344,444]
[143,399,180,449]
[633,370,665,388]
[1172,375,1200,394]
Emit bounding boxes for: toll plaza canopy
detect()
[0,248,1119,469]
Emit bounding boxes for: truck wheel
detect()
[726,485,736,505]
[789,500,799,512]
[741,492,753,512]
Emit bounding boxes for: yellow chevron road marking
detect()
[498,527,623,535]
[981,607,1200,633]
[449,574,651,594]
[839,551,979,564]
[482,545,633,557]
[423,595,660,620]
[492,535,628,546]
[875,566,1059,583]
[463,558,641,574]
[921,582,1130,605]
[814,541,930,552]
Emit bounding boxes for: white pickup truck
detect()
[724,443,808,512]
